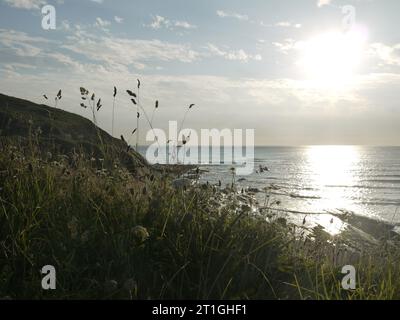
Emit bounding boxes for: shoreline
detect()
[185,164,400,250]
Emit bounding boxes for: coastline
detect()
[1,94,400,299]
[1,142,400,299]
[176,163,399,252]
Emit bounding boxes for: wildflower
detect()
[132,226,150,244]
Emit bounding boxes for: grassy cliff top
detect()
[0,93,148,172]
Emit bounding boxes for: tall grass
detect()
[179,104,195,135]
[112,86,117,137]
[55,90,62,109]
[78,87,108,160]
[43,90,62,108]
[127,82,159,151]
[1,139,400,299]
[2,83,400,300]
[150,100,159,127]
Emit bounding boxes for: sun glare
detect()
[299,28,368,88]
[305,145,361,215]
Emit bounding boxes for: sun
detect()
[298,28,367,88]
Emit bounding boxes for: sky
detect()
[0,0,399,146]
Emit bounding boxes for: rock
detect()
[172,178,193,189]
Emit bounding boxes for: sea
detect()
[140,145,400,235]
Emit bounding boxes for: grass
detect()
[1,139,400,300]
[1,92,400,300]
[112,86,117,137]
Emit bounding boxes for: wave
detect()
[362,179,400,184]
[289,193,321,200]
[325,184,400,190]
[358,200,400,206]
[372,175,400,178]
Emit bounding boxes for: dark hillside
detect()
[0,93,148,172]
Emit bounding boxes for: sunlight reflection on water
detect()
[304,145,361,215]
[142,145,400,236]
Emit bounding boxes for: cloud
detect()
[146,15,197,31]
[61,27,200,69]
[368,43,400,66]
[0,27,200,76]
[206,43,262,62]
[174,20,196,30]
[148,15,168,29]
[0,28,50,56]
[114,16,124,24]
[0,28,87,74]
[3,0,45,9]
[275,21,302,28]
[61,20,71,30]
[216,10,248,21]
[95,17,111,28]
[1,28,399,146]
[317,0,332,8]
[273,39,303,54]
